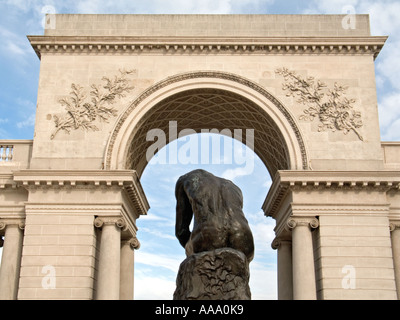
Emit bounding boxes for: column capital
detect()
[94,217,127,230]
[271,237,291,250]
[122,237,141,250]
[389,221,400,232]
[287,217,319,231]
[0,218,25,232]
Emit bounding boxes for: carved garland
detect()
[276,68,364,141]
[51,70,135,139]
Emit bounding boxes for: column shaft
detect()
[277,240,293,300]
[120,240,135,300]
[95,218,123,300]
[288,218,318,300]
[0,223,24,300]
[390,224,400,299]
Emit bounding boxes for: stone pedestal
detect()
[173,248,251,300]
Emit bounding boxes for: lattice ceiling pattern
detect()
[125,89,290,177]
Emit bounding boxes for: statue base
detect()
[173,247,251,300]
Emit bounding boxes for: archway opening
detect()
[134,132,277,299]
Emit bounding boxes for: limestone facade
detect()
[0,14,399,299]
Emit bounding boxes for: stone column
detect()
[120,237,140,300]
[272,238,293,300]
[390,222,400,299]
[0,219,25,300]
[287,217,319,300]
[94,217,126,300]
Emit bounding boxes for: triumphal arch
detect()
[0,14,400,300]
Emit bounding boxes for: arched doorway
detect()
[104,71,308,299]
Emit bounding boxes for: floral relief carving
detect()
[276,67,363,141]
[51,70,135,139]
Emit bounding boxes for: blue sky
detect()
[0,0,400,300]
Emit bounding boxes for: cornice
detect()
[263,170,400,218]
[0,173,17,189]
[13,169,137,186]
[27,35,387,59]
[13,169,149,216]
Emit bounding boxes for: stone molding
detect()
[28,35,387,60]
[263,170,400,218]
[13,169,149,216]
[0,173,18,189]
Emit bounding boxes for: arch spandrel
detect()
[104,71,308,178]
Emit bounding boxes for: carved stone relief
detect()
[50,70,135,139]
[276,68,364,141]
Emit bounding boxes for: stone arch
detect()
[105,71,308,178]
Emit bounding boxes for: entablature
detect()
[13,169,150,217]
[28,35,387,59]
[263,170,400,219]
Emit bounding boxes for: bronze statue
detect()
[174,169,254,300]
[175,169,254,261]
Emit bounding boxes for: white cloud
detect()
[135,251,184,273]
[0,128,9,139]
[302,0,358,14]
[73,0,232,14]
[16,114,36,129]
[221,166,252,181]
[381,117,400,141]
[139,213,170,222]
[0,26,31,57]
[135,275,176,300]
[15,98,36,129]
[247,210,276,254]
[249,262,277,299]
[140,227,176,240]
[1,0,273,15]
[377,92,400,130]
[358,1,400,36]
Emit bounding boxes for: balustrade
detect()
[0,140,33,169]
[0,145,13,161]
